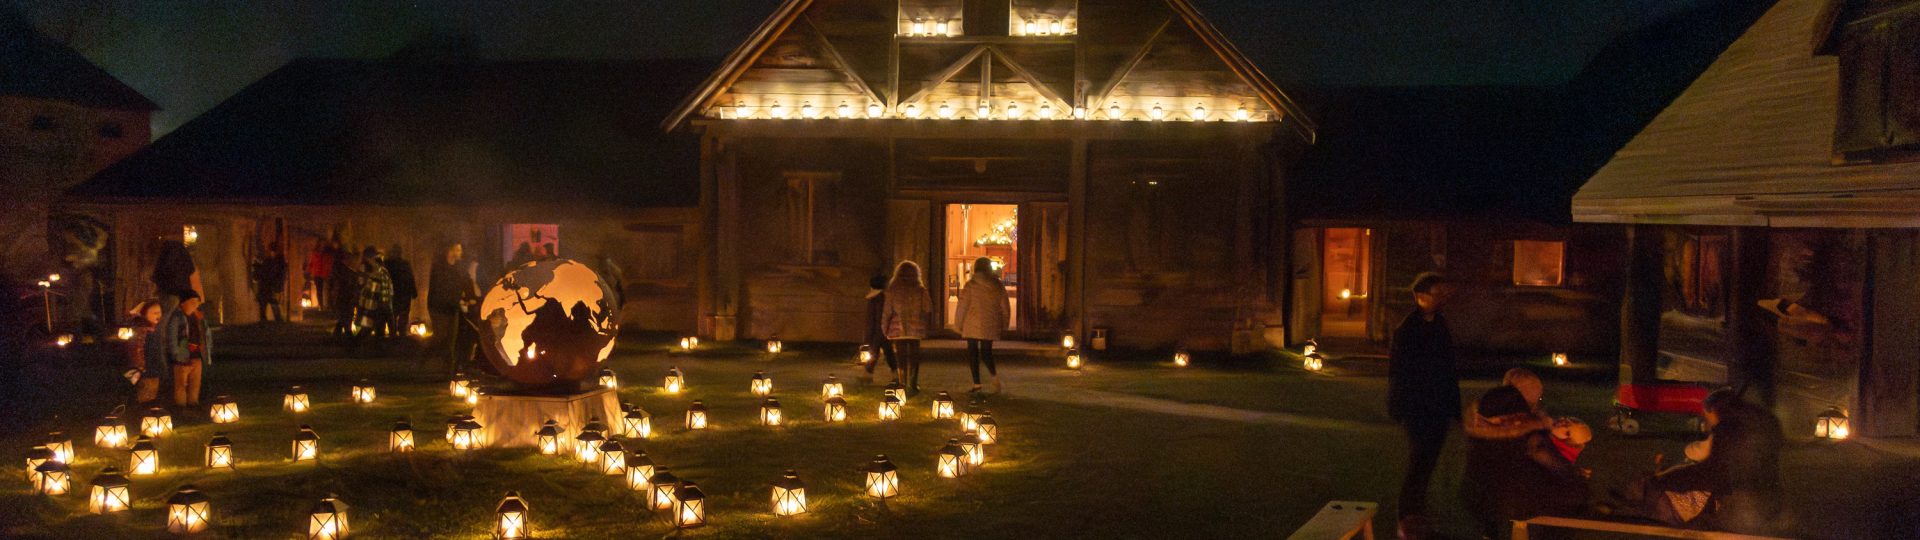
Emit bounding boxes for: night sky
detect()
[14,0,1709,135]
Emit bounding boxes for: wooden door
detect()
[1289,228,1322,344]
[1022,202,1068,336]
[886,198,933,285]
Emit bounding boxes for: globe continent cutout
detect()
[476,258,620,390]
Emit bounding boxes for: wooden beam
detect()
[986,46,1072,110]
[663,0,813,131]
[1620,224,1663,385]
[1068,137,1088,346]
[899,46,990,106]
[1090,18,1172,110]
[800,14,886,105]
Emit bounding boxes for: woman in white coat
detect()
[954,257,1009,393]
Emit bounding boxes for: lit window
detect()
[1512,240,1565,287]
[1666,233,1726,317]
[898,0,963,37]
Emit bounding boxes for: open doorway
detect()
[943,204,1019,332]
[1321,227,1372,338]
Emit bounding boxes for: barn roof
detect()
[0,12,158,111]
[1573,0,1920,228]
[67,58,706,207]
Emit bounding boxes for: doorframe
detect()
[915,191,1066,340]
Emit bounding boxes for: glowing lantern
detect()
[352,381,376,404]
[760,398,784,426]
[45,432,72,464]
[284,386,310,413]
[766,337,783,354]
[309,496,349,540]
[1816,407,1851,440]
[210,395,239,423]
[1023,20,1037,35]
[823,396,848,423]
[836,102,851,118]
[1106,103,1123,120]
[931,392,955,419]
[25,446,52,482]
[598,440,626,475]
[1038,102,1056,119]
[937,439,969,478]
[959,432,985,466]
[535,421,562,456]
[1302,340,1318,357]
[1074,105,1087,119]
[1173,351,1191,367]
[88,467,131,514]
[446,414,472,443]
[935,19,951,36]
[56,334,73,347]
[910,19,926,35]
[800,102,818,119]
[1551,352,1569,367]
[33,460,69,495]
[679,336,699,350]
[409,321,430,338]
[140,407,172,437]
[1051,19,1066,34]
[672,482,707,528]
[856,345,874,365]
[301,297,314,309]
[821,374,844,399]
[181,225,200,246]
[903,103,922,118]
[465,387,482,406]
[664,366,685,394]
[625,451,656,492]
[390,420,415,452]
[1304,355,1324,372]
[1006,101,1022,119]
[749,371,773,397]
[205,433,234,468]
[884,381,907,404]
[685,401,709,430]
[769,102,788,119]
[1192,104,1209,121]
[574,431,605,465]
[938,101,956,119]
[1065,349,1083,369]
[878,395,902,421]
[493,491,530,539]
[977,101,990,119]
[623,408,653,440]
[598,369,619,390]
[1235,105,1252,121]
[863,455,899,499]
[647,469,681,511]
[129,437,158,475]
[976,412,999,444]
[1061,334,1076,349]
[771,470,807,516]
[959,400,982,431]
[291,425,319,462]
[866,102,883,118]
[450,376,472,398]
[1149,103,1166,120]
[117,326,135,340]
[452,419,483,451]
[733,101,750,118]
[96,414,128,448]
[166,486,212,535]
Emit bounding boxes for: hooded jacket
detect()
[954,276,1010,340]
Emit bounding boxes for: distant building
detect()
[61,58,705,330]
[1575,0,1920,437]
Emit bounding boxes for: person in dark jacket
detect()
[859,274,899,384]
[427,243,479,373]
[1461,386,1590,537]
[1621,389,1783,534]
[354,247,394,341]
[162,291,210,408]
[331,243,360,336]
[124,300,166,406]
[151,239,200,314]
[383,245,417,337]
[252,242,288,322]
[1386,272,1461,538]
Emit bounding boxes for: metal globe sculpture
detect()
[477,258,620,391]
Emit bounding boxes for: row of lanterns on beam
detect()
[719,99,1263,122]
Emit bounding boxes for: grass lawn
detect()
[3,325,1915,538]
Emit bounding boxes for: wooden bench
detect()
[1286,501,1377,540]
[1511,516,1791,540]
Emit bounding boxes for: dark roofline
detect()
[0,10,159,111]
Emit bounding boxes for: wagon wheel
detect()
[1619,418,1641,435]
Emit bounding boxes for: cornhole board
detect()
[1286,500,1376,540]
[1512,516,1791,540]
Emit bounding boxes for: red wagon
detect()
[1605,381,1716,434]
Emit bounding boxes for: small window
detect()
[784,172,840,265]
[1512,240,1565,287]
[898,0,964,37]
[31,115,56,131]
[504,224,560,266]
[98,122,124,139]
[1665,233,1727,317]
[1010,0,1077,36]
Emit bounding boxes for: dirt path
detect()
[991,366,1393,433]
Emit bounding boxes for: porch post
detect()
[1067,137,1088,343]
[1726,227,1774,406]
[1620,224,1662,385]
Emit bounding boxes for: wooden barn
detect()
[60,57,707,332]
[1574,0,1920,437]
[666,0,1316,352]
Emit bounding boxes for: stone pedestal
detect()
[473,387,621,448]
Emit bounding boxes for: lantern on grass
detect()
[937,439,969,478]
[976,411,999,444]
[292,425,319,462]
[574,431,605,465]
[766,337,783,354]
[493,491,530,539]
[1173,350,1191,367]
[598,369,619,390]
[685,401,710,430]
[1816,406,1851,440]
[141,407,173,437]
[959,432,985,466]
[624,451,656,492]
[857,345,874,365]
[452,419,483,451]
[664,367,685,394]
[209,395,239,423]
[309,496,349,540]
[1065,348,1084,369]
[821,375,844,399]
[56,334,73,347]
[823,396,848,422]
[450,376,472,398]
[96,414,128,448]
[351,381,376,404]
[623,408,653,440]
[884,381,907,404]
[390,420,415,452]
[166,485,212,535]
[117,326,135,341]
[750,371,773,397]
[25,446,52,482]
[878,395,902,421]
[931,392,955,419]
[959,400,984,432]
[285,386,311,413]
[863,455,899,499]
[598,440,626,475]
[206,433,234,468]
[1061,333,1075,349]
[446,415,471,443]
[130,437,158,474]
[1302,339,1318,358]
[1551,352,1569,367]
[88,467,131,514]
[46,432,73,464]
[1303,354,1324,372]
[672,482,707,528]
[33,460,70,495]
[647,469,681,511]
[582,417,609,438]
[535,421,563,456]
[679,336,699,351]
[760,398,783,426]
[771,470,807,516]
[408,321,430,339]
[465,386,482,407]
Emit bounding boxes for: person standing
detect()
[353,247,394,341]
[123,300,165,406]
[162,292,210,408]
[1386,273,1461,539]
[954,257,1009,394]
[252,242,288,322]
[331,243,360,336]
[428,243,478,372]
[859,274,899,384]
[306,240,334,309]
[384,245,417,336]
[881,261,931,397]
[151,238,200,314]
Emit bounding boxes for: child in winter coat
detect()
[124,300,166,405]
[860,275,899,384]
[881,261,931,396]
[953,257,1009,393]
